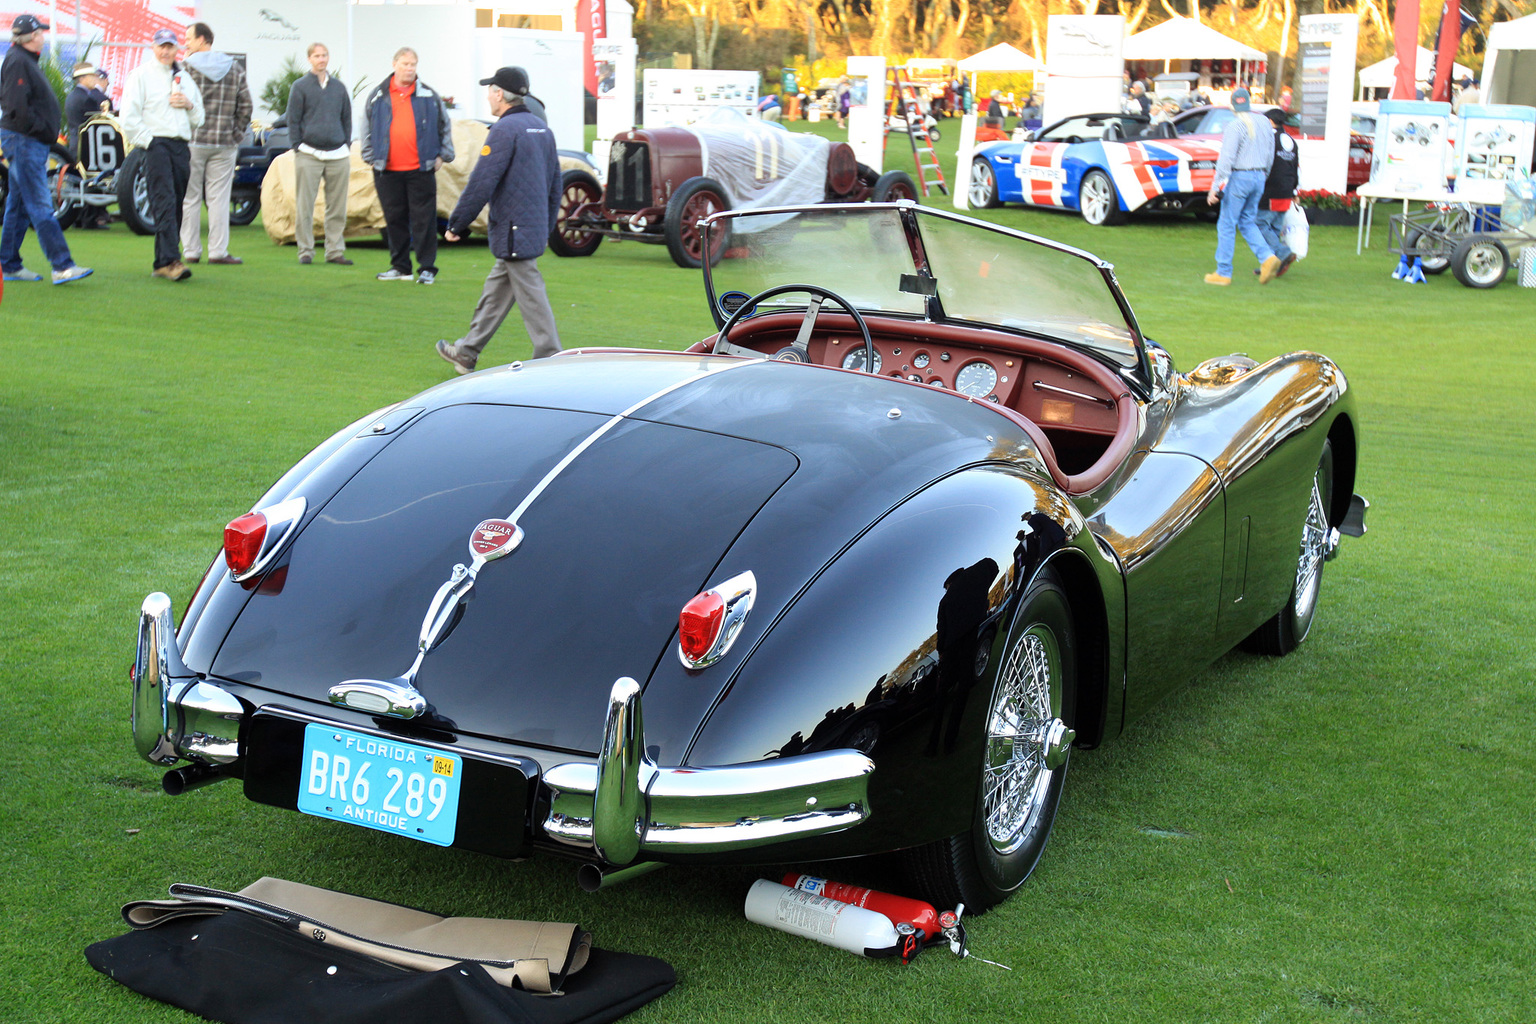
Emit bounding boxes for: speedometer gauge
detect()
[955,360,998,398]
[841,347,882,373]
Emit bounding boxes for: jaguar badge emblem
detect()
[469,519,523,562]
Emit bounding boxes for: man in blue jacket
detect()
[435,67,561,373]
[362,47,453,284]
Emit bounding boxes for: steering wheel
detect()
[714,284,876,375]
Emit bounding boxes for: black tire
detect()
[926,125,942,143]
[116,149,155,236]
[1078,169,1125,226]
[229,185,261,227]
[1450,235,1509,289]
[549,168,603,257]
[968,157,1001,209]
[52,170,83,230]
[1402,228,1450,274]
[872,170,917,203]
[663,176,729,269]
[902,569,1076,913]
[1244,440,1334,656]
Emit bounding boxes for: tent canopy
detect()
[1121,17,1265,62]
[1357,46,1472,89]
[1483,13,1536,106]
[957,42,1045,73]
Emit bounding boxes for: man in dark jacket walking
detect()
[435,67,561,373]
[362,47,454,284]
[1,14,92,283]
[1255,107,1299,277]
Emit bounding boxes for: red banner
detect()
[1391,0,1421,99]
[577,0,606,96]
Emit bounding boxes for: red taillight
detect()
[224,511,268,577]
[678,591,726,664]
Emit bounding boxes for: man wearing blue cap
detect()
[122,28,206,281]
[1,14,93,284]
[1205,88,1280,286]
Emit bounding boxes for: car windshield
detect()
[704,205,1143,369]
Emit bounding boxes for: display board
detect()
[845,55,887,173]
[1372,99,1452,194]
[1295,13,1358,194]
[1453,103,1536,202]
[643,69,759,126]
[1042,15,1125,124]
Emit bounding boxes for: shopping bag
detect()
[1281,205,1309,260]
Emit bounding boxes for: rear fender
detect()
[680,464,1119,860]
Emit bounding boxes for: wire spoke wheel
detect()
[983,625,1058,853]
[1293,471,1330,624]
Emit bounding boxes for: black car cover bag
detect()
[85,910,676,1024]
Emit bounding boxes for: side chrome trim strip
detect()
[506,360,755,525]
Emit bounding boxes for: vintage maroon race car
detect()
[549,109,918,267]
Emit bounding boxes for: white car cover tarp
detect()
[684,108,832,231]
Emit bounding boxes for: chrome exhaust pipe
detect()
[577,860,666,892]
[162,762,233,796]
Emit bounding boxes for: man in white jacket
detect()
[121,29,205,281]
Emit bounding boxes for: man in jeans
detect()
[286,42,354,266]
[180,21,253,265]
[362,47,453,284]
[122,28,206,282]
[1254,107,1299,278]
[0,14,93,284]
[1204,88,1279,286]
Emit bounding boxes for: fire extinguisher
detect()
[782,874,940,962]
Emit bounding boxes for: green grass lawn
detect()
[1,180,1533,1024]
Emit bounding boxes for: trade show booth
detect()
[1483,13,1536,108]
[1120,16,1265,95]
[1357,47,1472,101]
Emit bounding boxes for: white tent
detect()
[1357,46,1472,97]
[1121,17,1264,63]
[1483,13,1536,107]
[957,42,1046,73]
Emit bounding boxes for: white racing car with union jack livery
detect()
[968,113,1221,226]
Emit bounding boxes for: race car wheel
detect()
[1450,235,1509,289]
[901,568,1076,913]
[968,158,1001,209]
[116,149,155,236]
[1244,440,1334,656]
[1402,228,1451,274]
[51,168,83,231]
[549,168,603,257]
[872,170,917,203]
[664,176,730,269]
[229,185,261,227]
[1078,169,1125,226]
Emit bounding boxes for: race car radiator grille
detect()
[607,142,651,211]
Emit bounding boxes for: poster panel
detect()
[845,55,887,172]
[1371,99,1451,194]
[1453,103,1536,202]
[1295,14,1358,193]
[1042,15,1124,125]
[643,69,759,126]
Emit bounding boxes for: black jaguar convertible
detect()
[132,203,1366,912]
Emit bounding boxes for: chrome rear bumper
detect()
[543,678,875,866]
[132,593,243,767]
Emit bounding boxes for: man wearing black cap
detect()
[1,14,93,284]
[435,67,562,373]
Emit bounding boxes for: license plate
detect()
[296,724,461,847]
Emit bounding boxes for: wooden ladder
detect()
[886,67,948,197]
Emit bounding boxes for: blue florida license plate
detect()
[296,724,462,847]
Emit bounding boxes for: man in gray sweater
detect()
[285,42,353,265]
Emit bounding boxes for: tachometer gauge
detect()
[841,347,882,373]
[955,360,998,397]
[912,353,930,369]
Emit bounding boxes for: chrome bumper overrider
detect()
[543,678,876,865]
[133,593,243,767]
